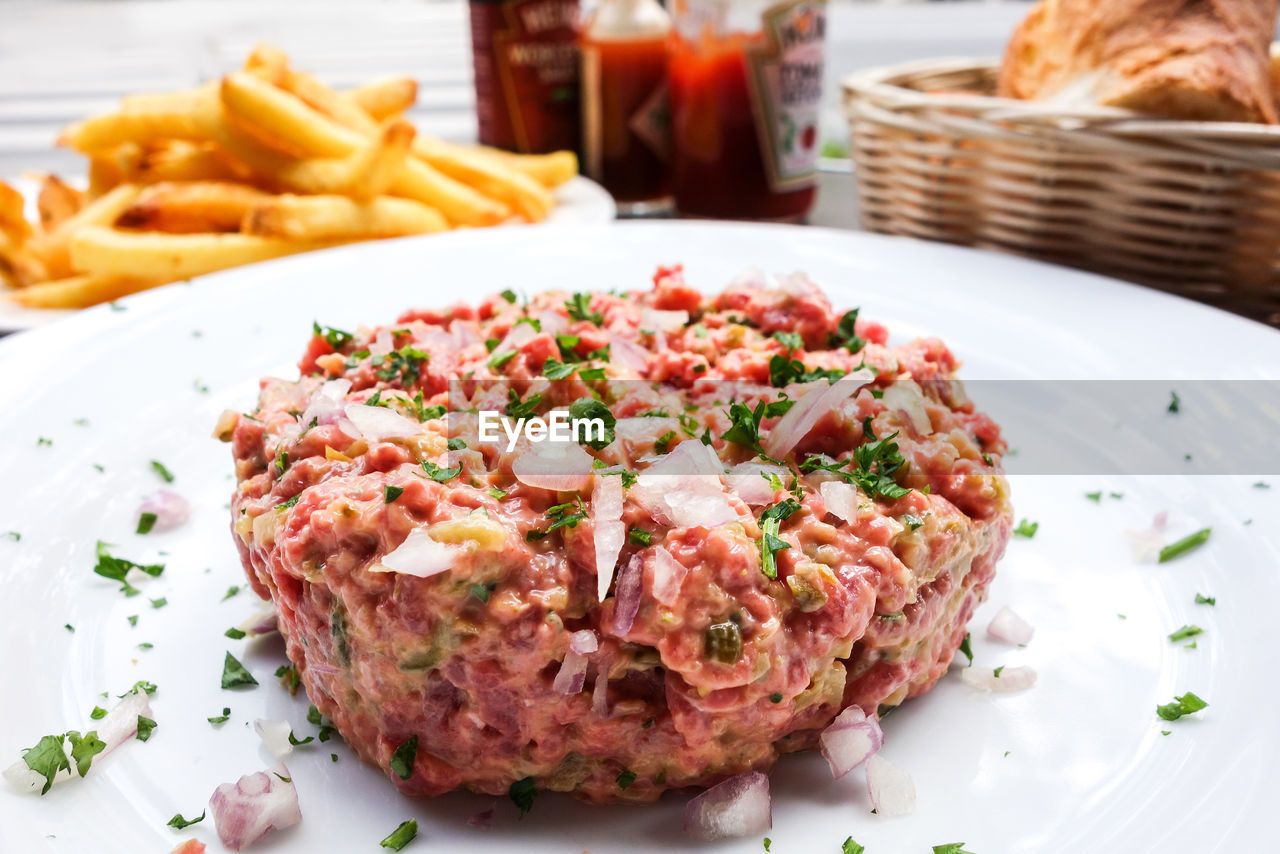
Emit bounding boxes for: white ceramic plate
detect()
[0,174,616,333]
[1,223,1277,854]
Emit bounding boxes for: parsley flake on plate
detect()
[1195,593,1216,606]
[380,819,418,851]
[1012,519,1038,538]
[1158,528,1211,563]
[167,811,205,830]
[509,775,537,817]
[208,708,231,725]
[389,735,418,780]
[1168,625,1204,643]
[220,652,258,689]
[843,838,867,854]
[616,769,637,789]
[150,460,175,483]
[1157,691,1208,721]
[136,716,157,742]
[93,542,164,596]
[1167,390,1181,413]
[933,845,976,854]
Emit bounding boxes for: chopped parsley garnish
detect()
[1195,593,1216,606]
[220,652,258,689]
[275,664,301,694]
[1254,481,1271,489]
[22,730,106,795]
[628,528,652,546]
[843,839,867,854]
[389,736,418,780]
[569,397,616,449]
[565,292,603,324]
[1012,519,1039,538]
[208,708,231,724]
[527,498,588,542]
[1084,491,1102,502]
[136,512,158,535]
[447,437,467,451]
[1168,625,1204,642]
[36,437,52,446]
[678,413,700,437]
[222,585,241,601]
[959,632,973,665]
[275,494,300,511]
[288,730,314,747]
[150,597,167,609]
[932,845,975,854]
[1157,692,1208,721]
[500,289,518,304]
[616,769,637,790]
[420,460,461,483]
[721,399,792,458]
[1167,390,1181,413]
[307,704,337,742]
[1158,528,1211,563]
[542,357,577,380]
[167,811,205,829]
[903,514,924,531]
[93,541,164,596]
[654,430,677,454]
[374,345,429,385]
[758,500,799,580]
[769,693,783,703]
[150,460,175,483]
[488,486,508,500]
[829,308,866,353]
[509,775,537,817]
[313,322,354,350]
[121,680,157,697]
[4,531,18,541]
[801,426,908,501]
[993,665,1005,678]
[579,366,606,381]
[384,485,404,504]
[380,819,419,851]
[89,706,106,720]
[772,330,803,351]
[768,355,845,388]
[136,716,157,742]
[505,388,544,420]
[488,349,517,370]
[128,615,138,627]
[468,583,492,603]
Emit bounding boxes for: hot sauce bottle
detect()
[581,0,673,215]
[470,0,582,154]
[669,0,826,221]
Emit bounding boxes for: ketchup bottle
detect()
[469,0,582,154]
[669,0,826,221]
[581,0,673,216]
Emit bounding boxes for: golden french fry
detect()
[0,180,31,241]
[219,73,507,225]
[59,87,220,153]
[335,119,415,199]
[117,181,272,233]
[6,273,169,309]
[252,60,380,137]
[26,183,142,280]
[70,225,334,280]
[36,174,86,230]
[345,76,418,120]
[414,137,553,221]
[134,141,252,184]
[483,148,578,189]
[243,43,289,77]
[242,194,447,241]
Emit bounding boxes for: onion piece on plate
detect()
[683,771,772,841]
[209,765,302,851]
[592,473,625,600]
[138,489,191,532]
[761,369,874,459]
[342,402,420,442]
[253,720,294,760]
[987,606,1034,646]
[235,601,279,637]
[819,705,883,779]
[373,528,458,578]
[865,754,916,817]
[513,441,593,492]
[962,665,1037,693]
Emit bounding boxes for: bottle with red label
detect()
[469,0,582,154]
[581,0,673,216]
[669,0,826,221]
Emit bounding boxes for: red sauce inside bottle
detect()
[582,34,670,204]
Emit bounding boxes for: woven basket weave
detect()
[841,57,1280,325]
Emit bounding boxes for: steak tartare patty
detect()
[221,267,1012,805]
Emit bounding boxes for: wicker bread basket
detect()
[841,56,1280,325]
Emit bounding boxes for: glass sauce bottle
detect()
[469,0,582,154]
[581,0,673,216]
[669,0,826,221]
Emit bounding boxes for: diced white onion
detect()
[882,380,932,435]
[342,403,420,441]
[819,705,883,779]
[592,473,625,601]
[569,629,599,655]
[254,720,294,760]
[725,462,789,506]
[640,308,689,333]
[236,601,279,637]
[374,528,458,578]
[761,369,874,459]
[630,442,734,528]
[961,665,1037,692]
[538,310,569,337]
[986,606,1034,646]
[865,754,916,817]
[820,480,859,523]
[683,771,772,841]
[608,332,649,372]
[209,765,302,851]
[512,441,593,492]
[301,379,352,427]
[650,546,688,607]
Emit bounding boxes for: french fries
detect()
[4,44,579,309]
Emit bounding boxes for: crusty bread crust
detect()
[998,0,1279,124]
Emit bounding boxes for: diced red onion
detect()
[254,720,294,760]
[370,328,394,357]
[820,481,860,524]
[987,606,1034,646]
[882,380,932,435]
[725,463,789,506]
[236,601,279,637]
[592,473,625,601]
[865,754,915,817]
[5,690,153,794]
[650,546,688,607]
[552,650,589,694]
[640,308,688,333]
[591,661,610,717]
[450,320,481,350]
[513,441,593,492]
[569,629,599,655]
[342,402,420,441]
[209,765,301,851]
[683,771,772,841]
[467,804,495,829]
[612,554,643,634]
[961,665,1037,692]
[374,528,458,578]
[761,369,874,459]
[819,705,883,779]
[608,333,649,372]
[138,489,190,532]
